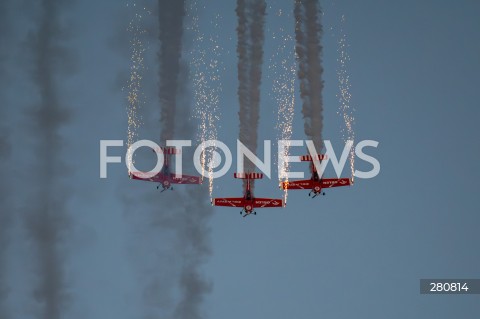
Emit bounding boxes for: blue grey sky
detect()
[1,0,480,319]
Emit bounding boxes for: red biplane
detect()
[213,172,284,217]
[129,147,202,191]
[281,154,352,198]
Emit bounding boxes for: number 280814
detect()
[430,282,469,292]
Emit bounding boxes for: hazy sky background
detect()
[1,0,480,318]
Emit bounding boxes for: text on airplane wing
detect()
[281,180,313,190]
[253,198,284,208]
[321,178,352,188]
[170,174,202,184]
[213,198,244,207]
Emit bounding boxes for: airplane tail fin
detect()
[153,147,181,155]
[300,154,327,161]
[234,172,264,179]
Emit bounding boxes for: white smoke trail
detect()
[247,0,266,169]
[294,0,324,152]
[236,0,267,192]
[236,0,250,161]
[158,0,186,143]
[26,1,74,318]
[0,0,13,317]
[126,2,214,318]
[0,114,12,319]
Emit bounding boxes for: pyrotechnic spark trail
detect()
[336,15,355,181]
[236,0,267,192]
[294,0,324,152]
[186,1,224,200]
[268,5,296,203]
[126,4,148,170]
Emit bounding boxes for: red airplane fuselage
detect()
[129,148,202,191]
[281,155,352,197]
[213,173,284,217]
